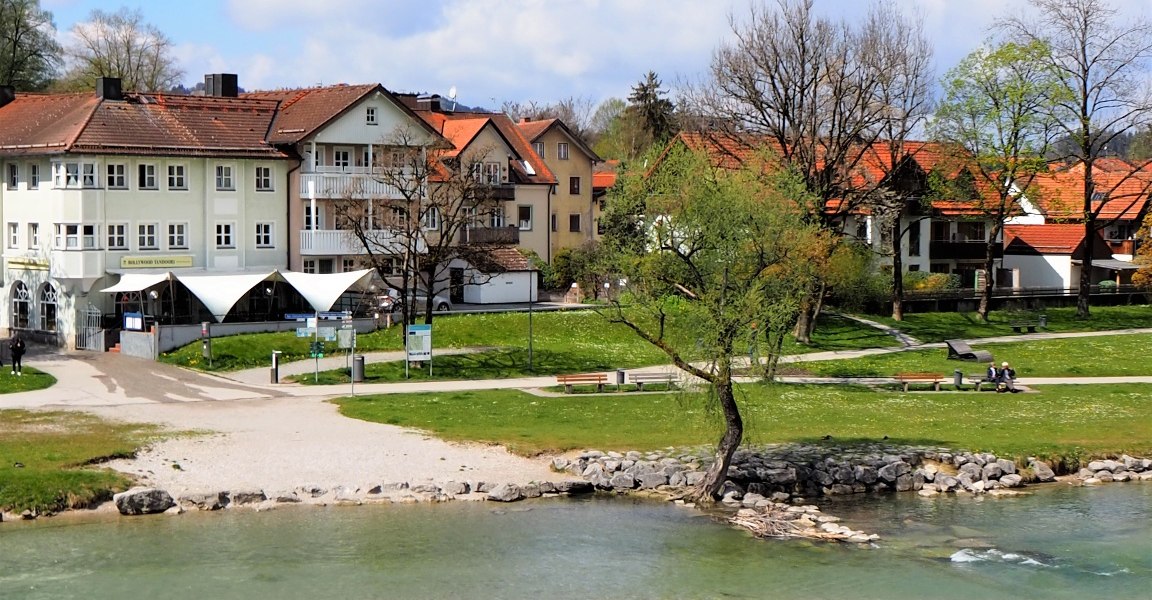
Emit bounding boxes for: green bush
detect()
[1099,279,1118,291]
[905,271,960,291]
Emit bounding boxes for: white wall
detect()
[1002,254,1073,288]
[462,271,535,304]
[313,92,436,147]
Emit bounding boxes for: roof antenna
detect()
[447,86,458,112]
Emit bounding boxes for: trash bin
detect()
[352,355,365,383]
[616,369,626,386]
[1038,314,1047,328]
[954,369,963,388]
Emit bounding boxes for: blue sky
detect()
[37,1,1143,110]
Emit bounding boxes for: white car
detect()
[377,289,452,312]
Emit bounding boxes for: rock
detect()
[551,458,570,471]
[878,461,911,483]
[476,481,496,493]
[637,473,667,490]
[441,481,470,496]
[685,472,706,486]
[177,491,228,511]
[996,459,1017,475]
[521,483,543,498]
[1077,468,1096,480]
[854,465,879,485]
[669,471,687,487]
[1102,459,1123,472]
[1096,471,1115,482]
[1087,460,1109,472]
[895,474,914,492]
[537,481,556,494]
[604,460,622,473]
[982,463,1003,481]
[742,493,766,507]
[999,474,1023,488]
[487,483,523,502]
[229,489,268,505]
[114,488,175,515]
[164,504,184,515]
[812,469,834,486]
[1111,472,1130,483]
[969,480,987,494]
[958,463,983,479]
[272,491,301,503]
[609,473,637,490]
[582,463,605,479]
[770,492,791,502]
[918,489,939,497]
[410,483,440,494]
[554,480,594,495]
[333,486,362,503]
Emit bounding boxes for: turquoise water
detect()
[0,484,1148,599]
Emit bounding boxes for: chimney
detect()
[416,94,442,112]
[96,77,122,101]
[0,86,14,108]
[204,73,239,98]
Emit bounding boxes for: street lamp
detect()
[528,263,535,371]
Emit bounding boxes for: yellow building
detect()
[517,119,602,259]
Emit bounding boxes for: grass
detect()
[334,383,1152,463]
[0,410,161,513]
[867,304,1152,343]
[795,333,1152,378]
[0,367,56,394]
[162,310,892,373]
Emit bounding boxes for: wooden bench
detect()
[628,372,677,391]
[556,373,608,393]
[965,376,997,392]
[1009,319,1042,333]
[895,372,944,392]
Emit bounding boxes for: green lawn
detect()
[795,333,1152,378]
[0,367,56,394]
[0,410,159,513]
[868,305,1152,343]
[334,383,1152,463]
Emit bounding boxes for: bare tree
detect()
[502,95,597,144]
[328,127,509,327]
[684,0,933,340]
[1001,0,1152,318]
[0,0,60,90]
[59,7,183,92]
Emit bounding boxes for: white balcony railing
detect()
[300,229,412,256]
[300,170,415,200]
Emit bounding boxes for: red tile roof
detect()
[415,109,556,185]
[1029,161,1152,220]
[593,171,616,190]
[0,92,288,158]
[1003,223,1110,257]
[480,245,532,271]
[515,117,602,163]
[516,118,553,142]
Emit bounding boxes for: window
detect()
[27,223,38,249]
[6,164,16,189]
[551,213,558,232]
[40,284,58,333]
[138,223,159,250]
[855,220,869,241]
[107,164,127,189]
[482,162,501,184]
[422,206,441,230]
[931,221,951,242]
[366,106,378,125]
[215,165,234,190]
[53,162,79,187]
[390,206,407,226]
[11,281,30,329]
[490,207,506,228]
[138,164,157,189]
[333,149,351,171]
[569,213,581,233]
[168,223,187,249]
[167,164,187,190]
[342,258,356,272]
[517,205,533,230]
[533,142,545,158]
[215,223,234,248]
[54,224,78,249]
[7,223,17,248]
[908,222,922,257]
[304,205,322,230]
[569,176,581,195]
[28,164,38,188]
[255,222,274,248]
[255,166,273,191]
[557,142,569,160]
[957,221,986,242]
[302,259,317,274]
[81,163,97,187]
[107,224,128,250]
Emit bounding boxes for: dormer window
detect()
[366,106,378,125]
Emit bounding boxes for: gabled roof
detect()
[0,92,289,159]
[1029,160,1152,221]
[415,109,556,185]
[1003,223,1111,257]
[516,117,602,163]
[243,84,443,146]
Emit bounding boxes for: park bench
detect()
[556,373,608,393]
[1010,320,1040,333]
[964,375,998,392]
[628,371,678,391]
[945,339,993,362]
[895,372,944,392]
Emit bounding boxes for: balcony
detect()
[459,226,519,245]
[929,240,1000,261]
[300,229,407,256]
[1105,239,1136,257]
[300,167,414,200]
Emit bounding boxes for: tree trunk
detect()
[793,298,815,345]
[690,366,743,502]
[891,223,905,322]
[977,235,998,321]
[1077,162,1093,319]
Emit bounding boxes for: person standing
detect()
[9,335,25,376]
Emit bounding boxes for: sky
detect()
[35,0,1148,111]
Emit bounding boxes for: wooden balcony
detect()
[459,226,519,245]
[1105,239,1135,256]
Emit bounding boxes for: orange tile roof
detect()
[414,109,555,185]
[593,171,616,190]
[516,118,553,141]
[0,92,288,158]
[1029,161,1152,220]
[1003,224,1091,255]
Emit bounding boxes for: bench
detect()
[965,376,998,392]
[628,372,677,391]
[895,372,944,392]
[1010,320,1040,333]
[945,339,993,363]
[556,373,608,393]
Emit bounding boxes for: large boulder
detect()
[177,491,228,511]
[637,473,668,490]
[228,489,267,505]
[554,480,594,495]
[1029,460,1056,482]
[487,483,523,502]
[114,488,175,515]
[878,461,911,483]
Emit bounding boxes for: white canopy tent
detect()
[279,269,376,313]
[174,271,280,322]
[98,272,173,293]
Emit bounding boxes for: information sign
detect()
[406,324,432,361]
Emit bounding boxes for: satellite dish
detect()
[447,86,458,111]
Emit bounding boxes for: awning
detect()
[175,271,279,322]
[279,269,376,312]
[1075,259,1139,270]
[98,272,173,293]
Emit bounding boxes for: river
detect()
[1,483,1147,599]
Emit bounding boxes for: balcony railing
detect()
[300,171,413,200]
[300,229,407,256]
[929,240,1000,260]
[459,226,519,245]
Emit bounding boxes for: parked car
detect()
[377,289,452,313]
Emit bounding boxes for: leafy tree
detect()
[602,144,824,501]
[0,0,61,90]
[58,7,183,92]
[1133,212,1152,289]
[932,39,1065,320]
[1001,0,1152,318]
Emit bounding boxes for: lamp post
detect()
[528,265,535,372]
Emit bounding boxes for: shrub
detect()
[905,271,960,291]
[1098,279,1117,291]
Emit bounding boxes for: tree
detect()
[1000,0,1152,318]
[328,128,509,327]
[1133,212,1152,289]
[501,96,596,146]
[931,40,1065,320]
[601,145,823,501]
[627,71,677,146]
[0,0,61,90]
[58,7,183,92]
[684,0,933,341]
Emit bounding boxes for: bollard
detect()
[954,369,963,389]
[270,350,282,384]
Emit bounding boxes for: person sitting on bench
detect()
[997,361,1019,393]
[985,361,999,384]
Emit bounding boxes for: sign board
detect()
[124,311,144,331]
[121,255,194,269]
[285,313,314,321]
[337,328,355,349]
[406,324,432,361]
[320,311,351,320]
[319,327,337,341]
[296,327,312,338]
[306,317,318,330]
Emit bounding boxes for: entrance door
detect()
[450,268,465,303]
[318,259,335,274]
